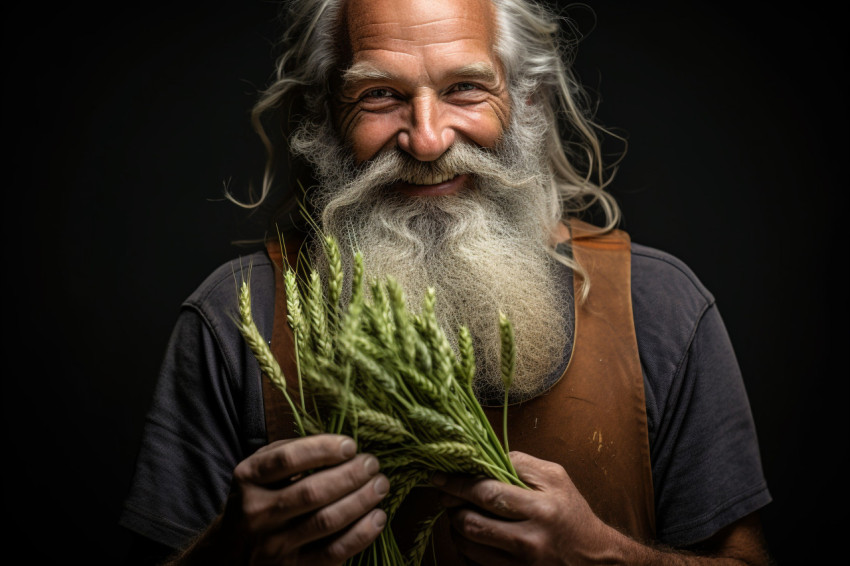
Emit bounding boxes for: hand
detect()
[215,434,389,565]
[432,450,610,565]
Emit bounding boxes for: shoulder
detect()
[185,249,274,306]
[629,242,716,355]
[627,241,718,441]
[182,249,277,343]
[630,242,714,312]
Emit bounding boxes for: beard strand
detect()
[289,103,571,402]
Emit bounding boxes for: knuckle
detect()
[322,537,353,563]
[543,460,567,478]
[458,510,488,538]
[479,482,505,509]
[536,499,557,521]
[240,496,261,520]
[308,506,344,534]
[293,480,323,509]
[527,530,548,554]
[267,448,297,475]
[319,513,382,563]
[255,438,289,455]
[233,459,256,483]
[510,532,539,557]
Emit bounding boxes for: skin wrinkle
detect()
[337,109,360,142]
[336,84,511,161]
[354,28,487,45]
[342,61,500,95]
[339,55,501,97]
[337,0,510,164]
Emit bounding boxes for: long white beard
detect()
[290,103,571,402]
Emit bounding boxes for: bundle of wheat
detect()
[236,233,523,565]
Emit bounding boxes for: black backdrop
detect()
[3,2,845,564]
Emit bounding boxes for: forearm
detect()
[593,519,772,566]
[606,542,770,566]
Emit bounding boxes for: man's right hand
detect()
[170,434,389,566]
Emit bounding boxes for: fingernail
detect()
[340,438,356,458]
[363,455,380,475]
[431,472,447,486]
[371,509,387,529]
[373,475,390,496]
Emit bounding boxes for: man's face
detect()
[336,0,511,197]
[300,0,568,401]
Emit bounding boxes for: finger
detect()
[236,434,358,485]
[253,436,299,455]
[450,525,516,566]
[257,453,384,527]
[431,473,528,520]
[284,473,390,546]
[438,492,466,508]
[317,508,388,565]
[270,508,387,566]
[448,506,527,555]
[263,473,390,556]
[508,451,566,490]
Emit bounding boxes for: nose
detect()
[397,94,455,162]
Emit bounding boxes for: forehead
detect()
[342,0,499,68]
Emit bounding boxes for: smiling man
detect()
[120,1,773,564]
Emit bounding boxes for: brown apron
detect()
[262,220,655,563]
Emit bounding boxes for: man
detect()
[120,0,773,564]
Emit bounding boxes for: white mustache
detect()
[356,142,536,193]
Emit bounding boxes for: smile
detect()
[392,174,469,197]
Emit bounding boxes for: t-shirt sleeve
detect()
[118,307,243,549]
[632,245,772,546]
[650,303,772,545]
[118,254,273,550]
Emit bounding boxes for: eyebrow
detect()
[341,61,499,90]
[451,62,499,83]
[341,62,395,88]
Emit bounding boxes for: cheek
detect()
[454,100,510,148]
[464,112,505,147]
[345,115,399,163]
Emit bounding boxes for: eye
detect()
[454,82,477,92]
[363,88,395,99]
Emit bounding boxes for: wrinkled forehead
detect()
[341,0,499,61]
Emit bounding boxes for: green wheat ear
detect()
[323,233,343,313]
[236,279,306,436]
[499,311,516,390]
[235,229,524,566]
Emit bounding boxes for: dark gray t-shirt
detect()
[119,243,771,550]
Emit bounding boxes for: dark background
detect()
[3,1,845,564]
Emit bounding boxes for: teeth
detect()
[403,173,454,185]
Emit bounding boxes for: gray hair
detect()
[235,0,622,236]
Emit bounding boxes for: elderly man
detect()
[120,0,772,564]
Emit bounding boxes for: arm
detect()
[433,451,772,566]
[162,434,389,566]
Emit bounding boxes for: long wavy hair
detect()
[233,0,623,291]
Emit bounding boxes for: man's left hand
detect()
[432,450,612,565]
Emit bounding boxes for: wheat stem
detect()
[236,231,526,563]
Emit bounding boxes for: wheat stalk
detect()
[236,233,523,565]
